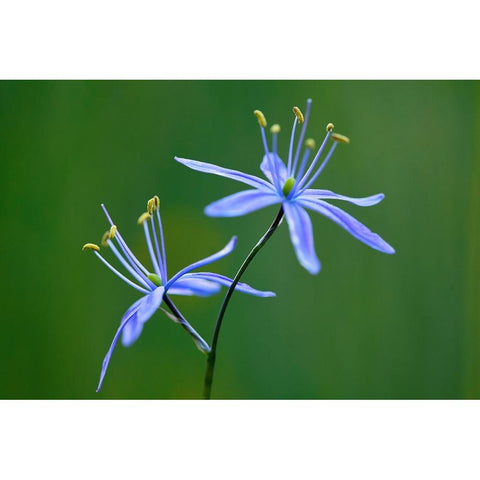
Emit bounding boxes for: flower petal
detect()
[166,237,237,289]
[182,272,276,297]
[136,286,165,324]
[121,316,144,347]
[97,287,165,392]
[97,313,135,391]
[167,277,222,297]
[120,298,144,347]
[260,153,288,185]
[205,189,280,217]
[301,189,385,206]
[283,202,321,274]
[175,156,275,192]
[299,198,395,254]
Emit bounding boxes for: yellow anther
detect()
[82,243,100,252]
[293,106,304,124]
[326,123,334,132]
[137,212,151,225]
[270,124,281,134]
[253,110,267,128]
[101,231,110,247]
[331,133,350,144]
[153,195,160,209]
[305,138,316,150]
[109,225,117,239]
[147,198,156,214]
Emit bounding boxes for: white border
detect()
[1,401,479,479]
[1,1,479,78]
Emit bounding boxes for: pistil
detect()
[282,177,296,197]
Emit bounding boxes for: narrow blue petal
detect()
[184,272,276,297]
[299,198,395,254]
[136,286,165,324]
[283,202,321,274]
[205,189,280,217]
[301,189,385,206]
[96,297,144,392]
[167,277,222,297]
[175,156,275,192]
[166,237,237,289]
[260,153,288,185]
[121,316,144,347]
[121,298,144,324]
[120,297,145,347]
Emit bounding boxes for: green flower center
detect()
[282,177,296,197]
[148,273,162,286]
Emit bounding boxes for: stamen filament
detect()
[150,215,164,274]
[93,251,150,294]
[272,132,278,156]
[111,229,151,282]
[299,142,338,192]
[107,240,152,290]
[294,131,332,193]
[142,220,162,277]
[294,139,315,184]
[287,117,298,174]
[291,99,312,177]
[117,234,150,276]
[101,203,115,225]
[155,208,168,281]
[101,204,150,276]
[288,148,311,198]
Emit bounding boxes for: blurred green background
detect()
[1,81,478,399]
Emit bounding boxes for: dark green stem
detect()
[202,206,284,399]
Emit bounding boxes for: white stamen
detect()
[93,251,149,294]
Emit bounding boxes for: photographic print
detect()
[2,80,478,400]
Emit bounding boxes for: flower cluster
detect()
[83,196,274,391]
[84,98,395,395]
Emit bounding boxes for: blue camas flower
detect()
[175,99,395,274]
[83,196,275,391]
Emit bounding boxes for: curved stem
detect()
[202,206,284,399]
